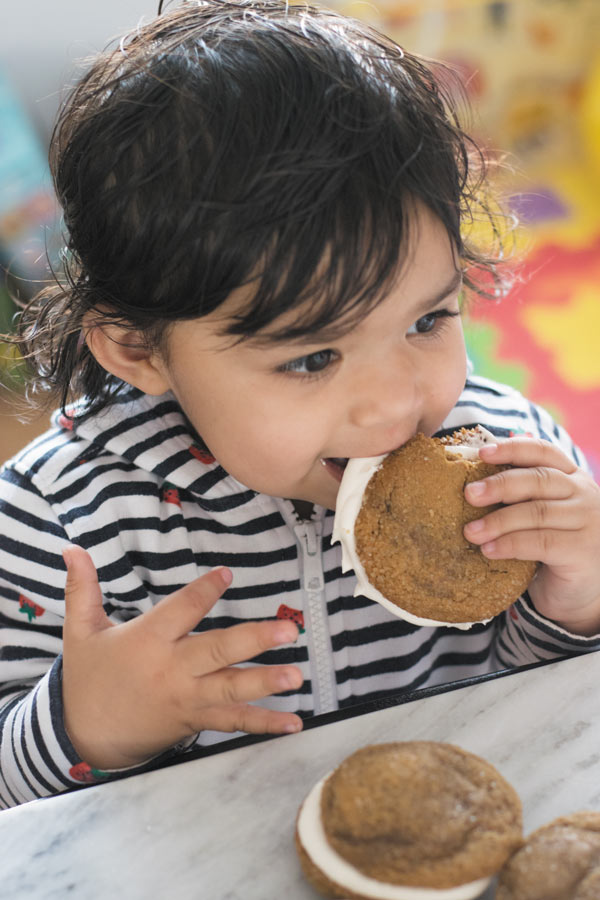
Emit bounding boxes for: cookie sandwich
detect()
[332,427,537,628]
[296,741,523,900]
[497,811,600,900]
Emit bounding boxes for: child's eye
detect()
[407,309,460,335]
[278,349,338,377]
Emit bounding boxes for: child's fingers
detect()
[63,545,113,638]
[197,703,303,736]
[143,566,234,641]
[479,437,578,474]
[191,663,304,706]
[465,466,575,508]
[476,527,582,566]
[465,498,582,546]
[179,619,299,674]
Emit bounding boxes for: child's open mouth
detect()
[321,457,349,482]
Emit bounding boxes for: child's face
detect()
[153,205,467,510]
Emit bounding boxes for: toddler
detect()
[1,0,599,809]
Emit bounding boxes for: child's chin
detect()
[300,483,339,512]
[318,485,341,512]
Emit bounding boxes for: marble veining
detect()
[2,652,600,899]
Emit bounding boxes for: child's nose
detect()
[348,361,418,429]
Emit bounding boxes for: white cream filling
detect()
[439,427,498,461]
[331,429,499,630]
[297,774,491,900]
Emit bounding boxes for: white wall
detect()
[3,0,153,147]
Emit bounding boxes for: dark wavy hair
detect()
[12,0,508,416]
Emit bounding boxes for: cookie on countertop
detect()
[295,740,523,900]
[497,811,600,900]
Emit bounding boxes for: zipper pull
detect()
[302,524,318,556]
[294,523,324,591]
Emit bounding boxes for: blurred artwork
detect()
[335,0,600,479]
[340,0,599,163]
[465,237,600,480]
[0,67,59,336]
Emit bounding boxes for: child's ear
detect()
[83,316,170,396]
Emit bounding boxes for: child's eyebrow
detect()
[245,270,464,350]
[244,320,357,349]
[411,270,464,317]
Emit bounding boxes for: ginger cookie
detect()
[296,741,523,900]
[333,428,537,627]
[497,812,600,900]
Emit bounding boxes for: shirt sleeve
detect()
[0,463,86,807]
[494,592,600,670]
[0,464,186,808]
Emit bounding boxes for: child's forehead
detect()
[212,266,463,353]
[198,207,459,347]
[241,306,369,348]
[204,279,366,347]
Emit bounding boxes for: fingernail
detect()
[480,443,498,457]
[482,541,497,555]
[467,481,486,497]
[283,720,303,734]
[212,566,233,588]
[465,518,484,534]
[274,623,298,644]
[62,547,74,569]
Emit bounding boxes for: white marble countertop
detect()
[2,652,600,899]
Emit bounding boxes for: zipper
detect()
[293,519,338,715]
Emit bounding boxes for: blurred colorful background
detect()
[334,0,600,478]
[1,0,599,475]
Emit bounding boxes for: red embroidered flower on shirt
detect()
[508,429,534,439]
[189,444,216,465]
[69,762,110,784]
[19,595,45,622]
[162,483,182,507]
[277,604,305,633]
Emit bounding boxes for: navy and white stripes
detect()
[0,376,597,808]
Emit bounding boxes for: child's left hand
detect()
[463,438,600,636]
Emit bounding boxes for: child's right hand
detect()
[61,545,303,771]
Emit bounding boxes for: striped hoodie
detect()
[0,374,598,808]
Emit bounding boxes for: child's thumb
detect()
[63,545,111,637]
